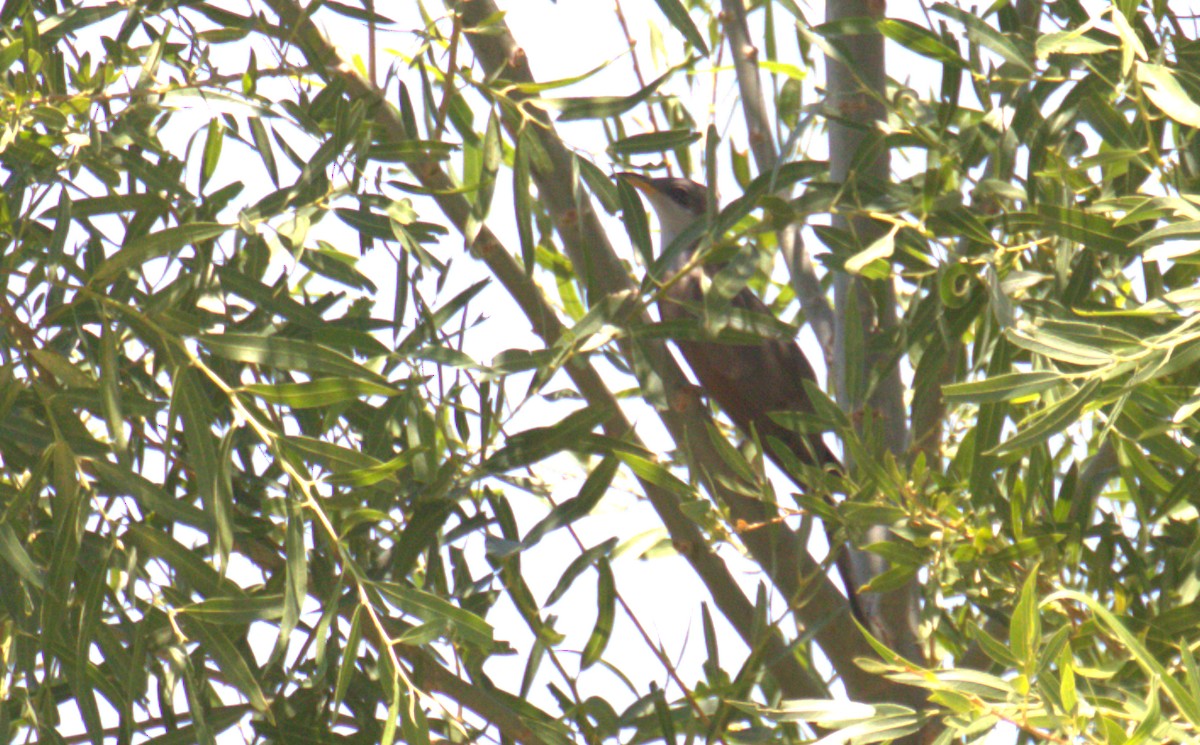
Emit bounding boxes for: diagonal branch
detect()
[447,0,901,703]
[261,0,909,706]
[719,0,836,359]
[258,0,843,703]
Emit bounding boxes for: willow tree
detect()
[3,0,1200,743]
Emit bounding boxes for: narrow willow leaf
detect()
[333,605,364,711]
[200,333,387,382]
[181,595,286,624]
[649,0,708,54]
[931,3,1033,72]
[607,129,700,156]
[1010,568,1041,673]
[616,451,695,499]
[904,669,1015,700]
[986,378,1100,456]
[177,615,269,712]
[514,128,535,274]
[878,18,965,67]
[844,227,896,277]
[974,626,1019,667]
[616,177,654,266]
[87,458,208,527]
[580,558,615,669]
[201,118,223,193]
[1138,62,1200,128]
[1049,589,1200,726]
[1035,28,1115,58]
[545,537,618,606]
[372,581,494,649]
[241,378,400,408]
[124,525,243,599]
[1130,218,1200,249]
[282,497,306,647]
[476,109,502,220]
[515,456,619,553]
[248,116,278,186]
[1006,326,1112,366]
[546,59,693,121]
[92,223,228,286]
[369,140,457,162]
[48,189,70,259]
[0,522,45,589]
[284,435,385,473]
[172,367,232,564]
[1036,204,1137,255]
[649,685,677,743]
[61,193,168,217]
[942,371,1064,404]
[483,405,610,472]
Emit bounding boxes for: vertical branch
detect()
[720,0,835,359]
[825,0,924,705]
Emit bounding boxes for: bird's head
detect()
[615,172,709,251]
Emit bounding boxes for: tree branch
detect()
[824,0,926,725]
[448,0,903,702]
[719,0,835,359]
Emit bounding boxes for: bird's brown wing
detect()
[659,269,841,477]
[660,270,864,625]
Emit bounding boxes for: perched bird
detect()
[616,172,840,473]
[617,171,861,621]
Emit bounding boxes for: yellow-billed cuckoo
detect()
[617,171,861,619]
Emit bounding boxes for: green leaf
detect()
[284,435,386,474]
[844,227,896,278]
[241,378,401,408]
[1049,590,1200,727]
[172,367,233,564]
[1010,568,1041,672]
[92,223,229,287]
[545,59,694,121]
[181,595,286,624]
[200,118,223,193]
[942,371,1064,404]
[475,109,502,220]
[1138,62,1200,128]
[878,18,965,67]
[483,405,610,472]
[987,378,1100,456]
[368,140,458,162]
[1036,27,1116,58]
[177,615,269,712]
[248,116,279,186]
[1006,325,1113,367]
[580,558,615,669]
[931,3,1033,73]
[515,456,619,552]
[199,333,387,382]
[648,0,709,55]
[333,606,364,712]
[514,128,535,274]
[546,538,618,606]
[607,129,700,156]
[616,451,695,500]
[0,522,45,589]
[372,581,494,650]
[616,177,654,266]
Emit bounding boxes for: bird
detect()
[616,172,840,473]
[616,171,861,620]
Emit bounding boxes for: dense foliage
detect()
[3,0,1200,743]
